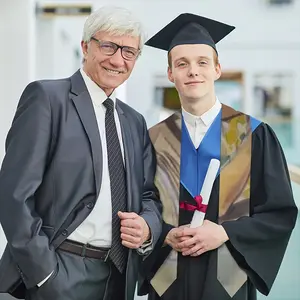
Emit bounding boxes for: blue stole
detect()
[180,112,261,199]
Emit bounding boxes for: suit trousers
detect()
[25,248,126,300]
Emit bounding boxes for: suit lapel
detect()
[70,70,103,197]
[116,100,134,211]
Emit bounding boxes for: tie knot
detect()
[103,98,114,111]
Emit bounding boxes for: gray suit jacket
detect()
[0,70,162,300]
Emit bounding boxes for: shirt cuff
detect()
[137,234,153,255]
[37,270,54,287]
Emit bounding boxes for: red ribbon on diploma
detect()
[179,195,208,213]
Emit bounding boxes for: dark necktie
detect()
[103,98,127,273]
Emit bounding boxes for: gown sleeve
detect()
[138,221,174,295]
[222,122,298,295]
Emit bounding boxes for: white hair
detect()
[82,6,146,50]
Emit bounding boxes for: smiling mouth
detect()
[103,67,124,74]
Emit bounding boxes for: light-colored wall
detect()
[35,16,84,79]
[0,0,36,161]
[0,0,36,255]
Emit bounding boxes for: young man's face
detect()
[81,31,140,95]
[168,44,221,102]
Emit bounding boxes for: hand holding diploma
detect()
[176,159,229,256]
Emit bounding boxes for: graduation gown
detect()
[139,107,298,300]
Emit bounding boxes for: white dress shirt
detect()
[38,70,121,287]
[68,69,124,247]
[182,99,222,148]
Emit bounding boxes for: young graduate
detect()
[138,13,298,300]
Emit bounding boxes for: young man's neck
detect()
[181,93,216,117]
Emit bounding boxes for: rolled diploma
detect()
[190,159,220,228]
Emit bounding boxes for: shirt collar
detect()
[182,98,222,127]
[80,68,116,107]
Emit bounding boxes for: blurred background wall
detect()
[0,0,299,299]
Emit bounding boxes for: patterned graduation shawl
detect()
[149,104,261,297]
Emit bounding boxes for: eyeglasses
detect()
[90,37,140,61]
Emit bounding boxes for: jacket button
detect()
[86,202,94,209]
[62,229,68,236]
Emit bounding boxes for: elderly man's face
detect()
[81,31,140,96]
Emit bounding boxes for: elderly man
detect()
[0,6,162,300]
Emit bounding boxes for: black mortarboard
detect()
[145,13,235,55]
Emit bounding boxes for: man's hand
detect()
[118,212,150,249]
[164,225,191,252]
[177,220,229,257]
